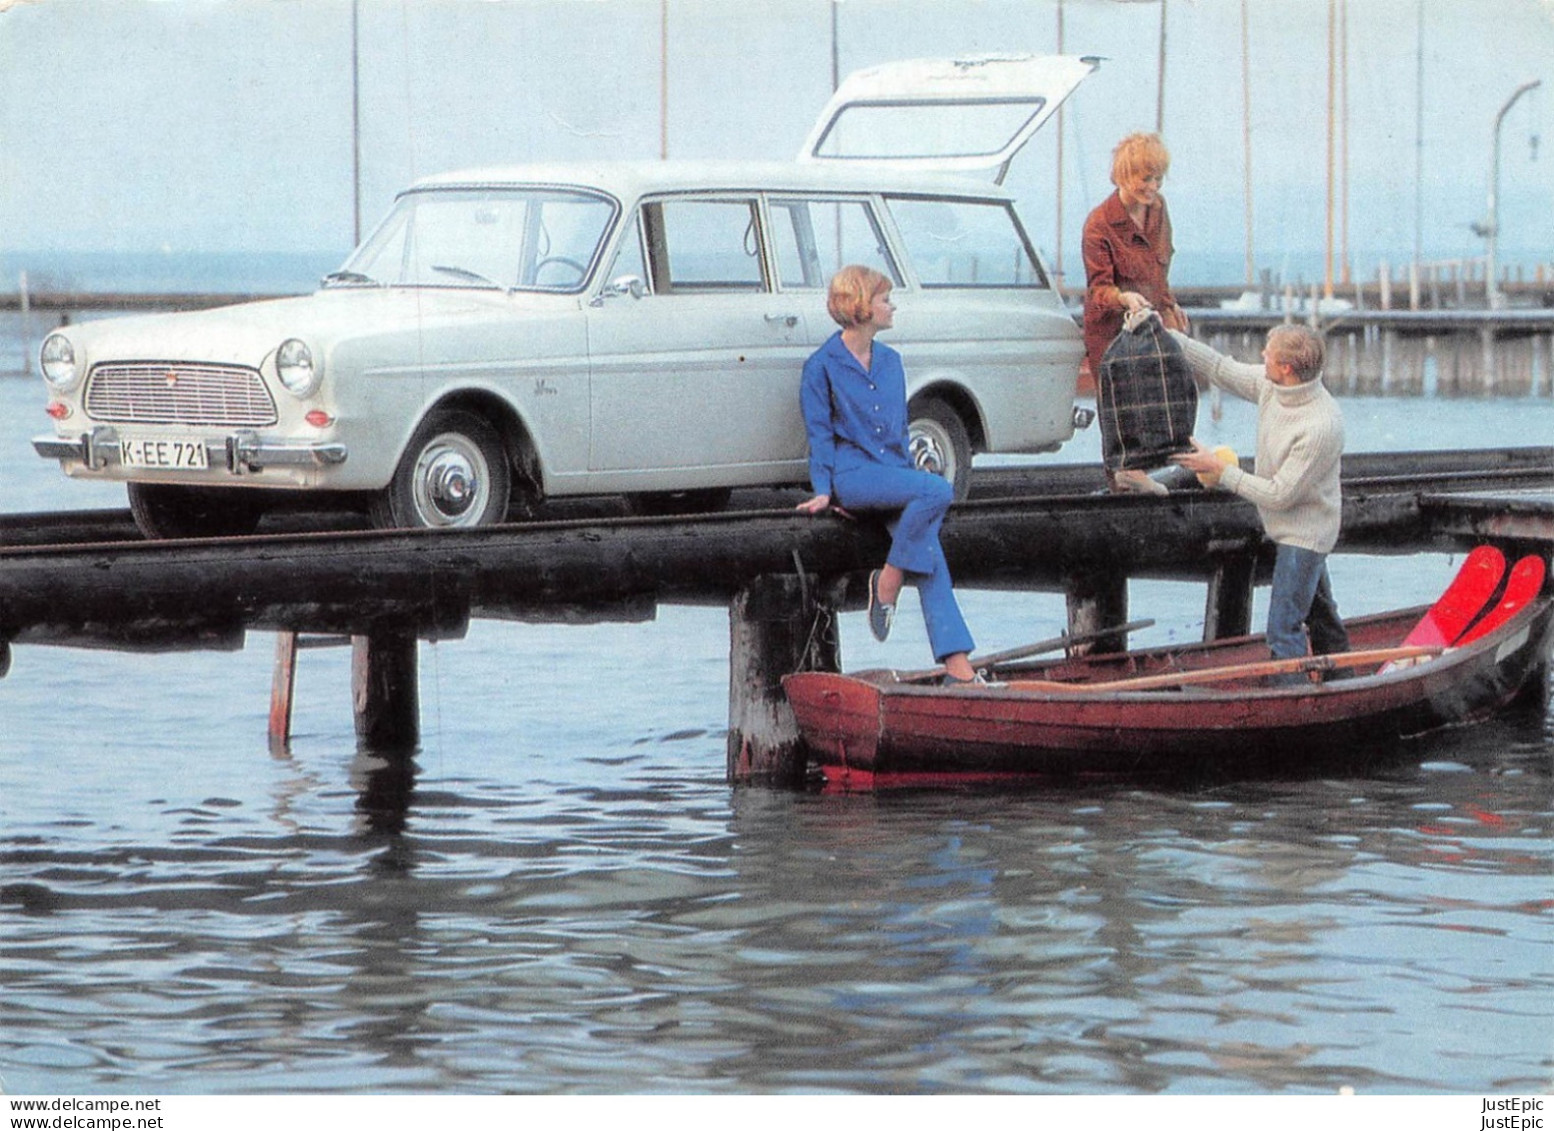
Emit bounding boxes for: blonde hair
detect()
[1266,325,1326,382]
[1110,132,1171,187]
[827,265,892,328]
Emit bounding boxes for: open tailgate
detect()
[799,54,1100,181]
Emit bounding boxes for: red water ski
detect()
[1454,555,1547,647]
[1378,546,1505,674]
[1400,545,1505,648]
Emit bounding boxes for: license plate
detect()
[120,438,210,470]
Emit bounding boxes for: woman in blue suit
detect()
[796,265,979,684]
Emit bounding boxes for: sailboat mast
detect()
[1156,0,1168,134]
[1340,0,1350,287]
[351,0,361,247]
[1414,0,1425,267]
[1056,0,1066,289]
[1242,0,1254,286]
[1325,0,1336,300]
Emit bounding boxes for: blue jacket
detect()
[799,331,912,498]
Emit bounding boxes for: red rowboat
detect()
[782,596,1553,789]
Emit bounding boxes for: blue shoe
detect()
[867,569,894,642]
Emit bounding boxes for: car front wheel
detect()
[908,399,973,501]
[127,483,264,540]
[370,409,512,530]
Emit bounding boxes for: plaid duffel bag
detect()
[1096,309,1198,472]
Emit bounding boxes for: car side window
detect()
[643,199,766,293]
[769,197,897,289]
[886,196,1048,288]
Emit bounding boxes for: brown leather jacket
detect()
[1081,190,1188,374]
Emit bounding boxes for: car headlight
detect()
[40,333,79,390]
[276,338,320,396]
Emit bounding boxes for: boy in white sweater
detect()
[1170,325,1351,669]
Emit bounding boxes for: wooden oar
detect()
[1004,644,1444,693]
[897,618,1157,683]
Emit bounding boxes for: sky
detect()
[0,0,1550,292]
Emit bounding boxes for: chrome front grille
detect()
[85,362,278,427]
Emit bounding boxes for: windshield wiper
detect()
[431,264,507,290]
[322,269,380,287]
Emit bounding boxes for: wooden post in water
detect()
[727,573,843,786]
[18,271,30,375]
[269,631,299,752]
[1202,547,1257,641]
[269,632,354,749]
[352,628,420,751]
[1481,327,1497,395]
[1065,570,1129,656]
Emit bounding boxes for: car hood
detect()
[60,289,570,366]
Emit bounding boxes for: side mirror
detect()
[605,274,646,300]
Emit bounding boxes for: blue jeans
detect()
[1268,543,1350,661]
[833,464,975,662]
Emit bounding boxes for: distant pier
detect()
[1176,267,1554,397]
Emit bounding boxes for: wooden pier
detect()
[1,448,1550,786]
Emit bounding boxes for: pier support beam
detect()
[1065,570,1129,655]
[727,573,843,787]
[352,628,420,751]
[1203,550,1258,641]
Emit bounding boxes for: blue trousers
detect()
[833,464,975,662]
[1268,543,1350,661]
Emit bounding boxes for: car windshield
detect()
[334,187,616,293]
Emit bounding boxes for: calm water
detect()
[0,343,1550,1095]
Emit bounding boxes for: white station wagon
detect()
[35,55,1096,538]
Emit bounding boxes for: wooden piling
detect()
[727,573,843,786]
[269,631,299,752]
[18,271,30,375]
[1202,550,1257,641]
[352,628,420,751]
[1065,571,1130,656]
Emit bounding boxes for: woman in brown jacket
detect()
[1082,132,1190,494]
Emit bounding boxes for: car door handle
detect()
[765,313,798,328]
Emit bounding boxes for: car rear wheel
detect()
[369,409,512,530]
[908,398,973,501]
[127,483,264,540]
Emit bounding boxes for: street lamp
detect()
[1484,79,1540,311]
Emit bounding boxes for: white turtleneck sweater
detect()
[1170,331,1345,554]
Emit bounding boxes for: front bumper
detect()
[34,427,348,474]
